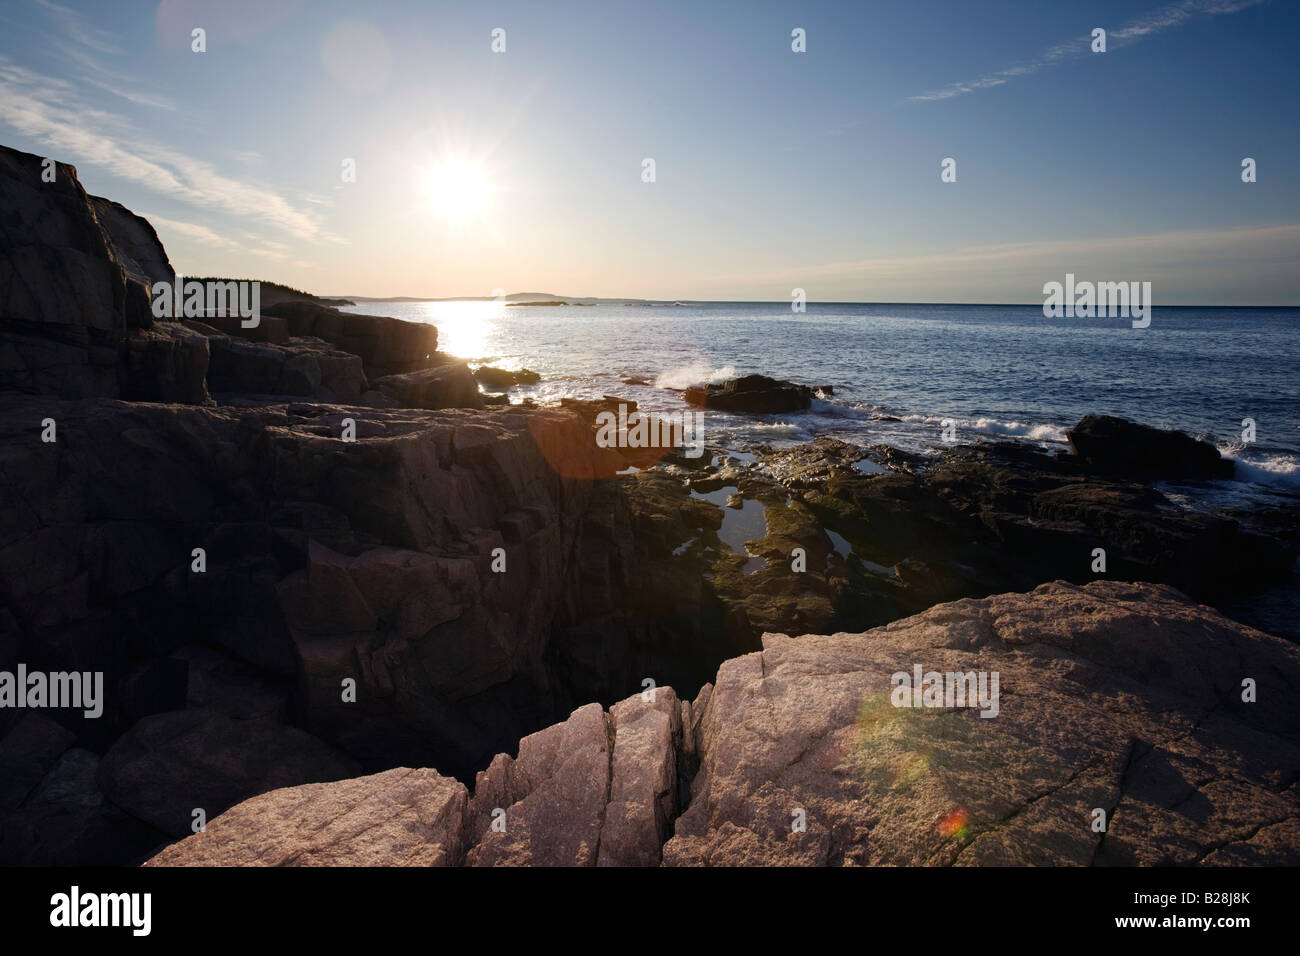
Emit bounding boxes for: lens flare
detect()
[937,807,969,840]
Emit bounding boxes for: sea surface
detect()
[341,300,1300,514]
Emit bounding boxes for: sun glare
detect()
[423,158,493,222]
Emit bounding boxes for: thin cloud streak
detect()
[34,0,122,55]
[910,0,1268,102]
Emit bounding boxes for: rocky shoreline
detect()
[148,581,1300,867]
[2,144,1297,866]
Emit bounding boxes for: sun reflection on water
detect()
[419,299,503,360]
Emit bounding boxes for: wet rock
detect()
[685,374,822,413]
[473,366,540,388]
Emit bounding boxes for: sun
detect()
[423,158,493,222]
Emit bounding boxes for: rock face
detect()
[0,145,177,400]
[0,146,154,335]
[1,146,451,407]
[1067,414,1234,480]
[262,300,439,381]
[372,363,484,410]
[145,581,1300,866]
[0,145,217,403]
[685,374,826,413]
[88,197,175,288]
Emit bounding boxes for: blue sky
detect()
[0,0,1296,302]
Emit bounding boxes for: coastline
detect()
[2,144,1297,866]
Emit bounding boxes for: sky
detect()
[0,0,1296,303]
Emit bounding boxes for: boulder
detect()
[473,366,540,388]
[598,690,683,866]
[1067,414,1233,480]
[466,702,613,866]
[685,374,824,413]
[145,768,467,866]
[205,336,320,396]
[665,580,1300,866]
[0,745,167,866]
[262,300,438,379]
[372,362,484,409]
[120,321,211,403]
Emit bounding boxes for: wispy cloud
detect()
[56,41,176,111]
[0,55,337,243]
[145,214,295,261]
[141,212,242,249]
[34,0,121,55]
[909,0,1269,102]
[32,0,175,110]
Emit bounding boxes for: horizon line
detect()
[326,295,1300,309]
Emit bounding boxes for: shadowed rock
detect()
[97,708,359,839]
[685,374,827,413]
[473,366,540,388]
[0,146,153,334]
[262,300,439,380]
[1067,414,1233,480]
[372,362,483,409]
[88,196,175,288]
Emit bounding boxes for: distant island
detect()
[507,300,593,307]
[336,292,651,305]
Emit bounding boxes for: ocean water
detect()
[341,300,1300,510]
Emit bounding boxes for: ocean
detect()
[341,300,1300,514]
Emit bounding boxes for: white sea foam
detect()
[887,414,1068,443]
[654,362,737,390]
[1223,452,1300,489]
[743,421,807,438]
